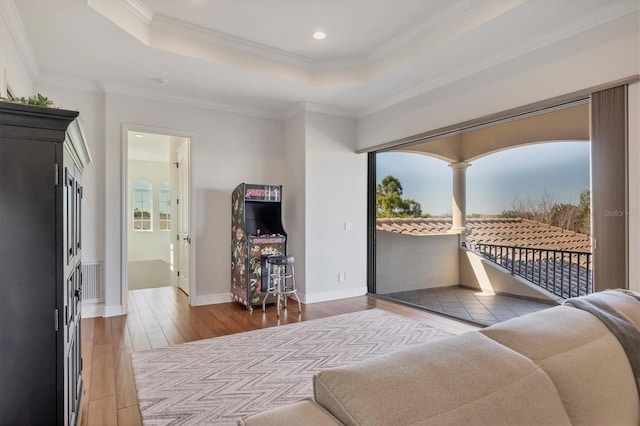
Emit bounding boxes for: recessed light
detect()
[313,31,326,40]
[135,134,143,138]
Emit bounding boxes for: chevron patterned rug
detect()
[131,308,452,425]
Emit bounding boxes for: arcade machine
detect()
[231,183,287,310]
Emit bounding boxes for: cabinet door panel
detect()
[65,166,75,265]
[76,182,82,256]
[65,329,80,426]
[65,271,75,344]
[0,138,58,424]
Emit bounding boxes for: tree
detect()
[376,175,423,218]
[550,203,581,231]
[500,189,590,235]
[500,192,555,224]
[576,189,591,234]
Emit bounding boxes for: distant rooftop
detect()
[376,217,591,252]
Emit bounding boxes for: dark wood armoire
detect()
[0,102,91,425]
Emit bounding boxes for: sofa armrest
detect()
[237,398,343,426]
[480,304,640,425]
[313,332,570,425]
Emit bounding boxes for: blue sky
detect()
[376,142,590,216]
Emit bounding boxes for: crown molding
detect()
[146,1,484,72]
[358,2,640,118]
[119,0,153,25]
[113,1,479,73]
[39,75,353,122]
[367,0,479,64]
[304,102,357,119]
[38,73,356,124]
[99,80,283,120]
[0,0,39,81]
[283,102,356,120]
[37,75,283,120]
[37,75,104,93]
[282,103,305,120]
[151,14,321,71]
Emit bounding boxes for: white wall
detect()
[303,111,367,302]
[376,232,459,294]
[128,260,172,290]
[284,111,307,294]
[0,3,33,97]
[127,160,171,262]
[33,84,106,264]
[283,110,368,303]
[460,250,561,303]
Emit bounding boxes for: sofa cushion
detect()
[313,332,570,425]
[237,398,342,426]
[480,305,640,425]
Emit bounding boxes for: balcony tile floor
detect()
[381,286,555,326]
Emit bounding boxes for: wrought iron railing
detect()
[464,242,592,299]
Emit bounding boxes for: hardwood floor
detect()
[79,286,479,425]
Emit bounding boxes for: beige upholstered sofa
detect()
[239,290,640,425]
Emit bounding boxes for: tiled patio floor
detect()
[381,286,556,326]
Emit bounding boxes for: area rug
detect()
[131,308,452,425]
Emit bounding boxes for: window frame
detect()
[133,181,153,231]
[158,182,171,231]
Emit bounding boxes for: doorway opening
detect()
[369,101,594,326]
[125,130,192,303]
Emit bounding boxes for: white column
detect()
[448,162,470,235]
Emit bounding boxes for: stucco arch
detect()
[465,139,589,162]
[397,148,457,163]
[394,103,589,163]
[386,102,590,236]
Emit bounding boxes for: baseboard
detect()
[82,303,125,318]
[104,304,125,317]
[194,292,234,306]
[299,286,367,304]
[82,303,105,318]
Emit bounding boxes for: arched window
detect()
[133,181,152,231]
[159,182,171,231]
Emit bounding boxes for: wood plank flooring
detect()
[79,286,479,425]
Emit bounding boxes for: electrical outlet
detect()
[344,272,350,281]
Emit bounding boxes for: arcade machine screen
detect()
[245,202,282,236]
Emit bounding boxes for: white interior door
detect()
[177,141,190,295]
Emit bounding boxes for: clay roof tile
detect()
[376,217,590,252]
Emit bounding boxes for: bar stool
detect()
[262,255,301,317]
